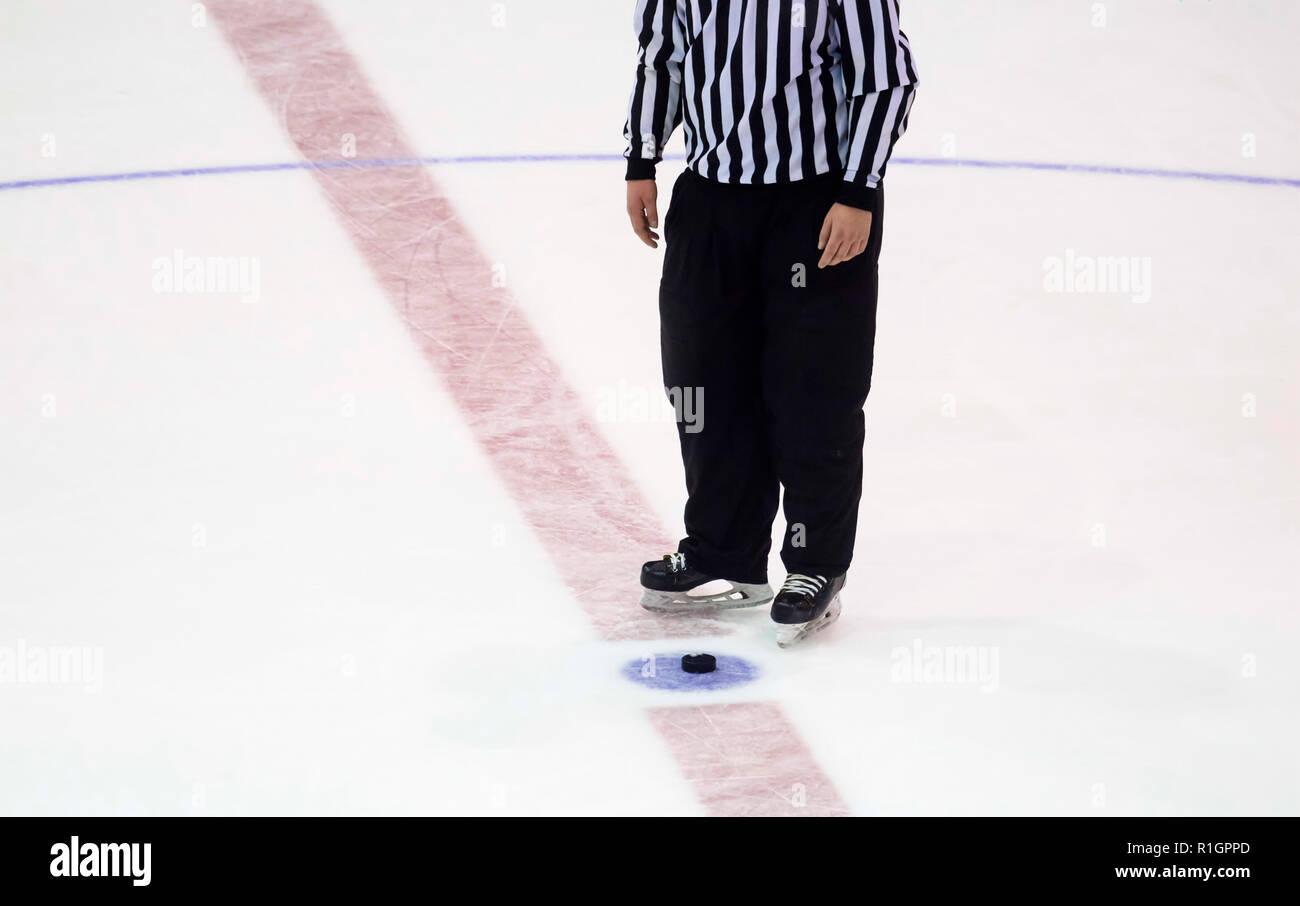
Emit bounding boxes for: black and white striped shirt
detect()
[623,0,918,209]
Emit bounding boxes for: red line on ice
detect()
[211,0,847,817]
[649,703,849,816]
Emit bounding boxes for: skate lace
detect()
[780,574,826,597]
[664,552,687,573]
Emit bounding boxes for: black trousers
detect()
[659,169,882,585]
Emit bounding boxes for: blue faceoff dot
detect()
[622,652,760,691]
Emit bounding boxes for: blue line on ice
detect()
[2,153,1298,192]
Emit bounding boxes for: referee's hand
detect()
[627,179,660,249]
[818,203,873,268]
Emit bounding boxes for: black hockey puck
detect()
[681,653,717,674]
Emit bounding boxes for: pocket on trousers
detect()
[659,175,715,300]
[663,171,690,239]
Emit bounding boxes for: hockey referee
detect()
[625,0,918,645]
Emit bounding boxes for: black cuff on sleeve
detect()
[626,157,657,181]
[835,181,878,211]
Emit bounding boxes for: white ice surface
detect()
[1,0,1297,815]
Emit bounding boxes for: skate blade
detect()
[640,582,773,613]
[775,595,842,648]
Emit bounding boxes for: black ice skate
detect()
[770,573,845,647]
[639,553,774,613]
